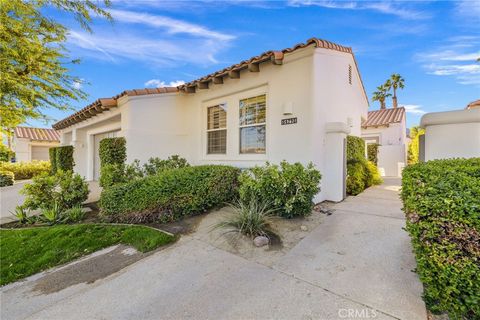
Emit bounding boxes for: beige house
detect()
[13,127,60,162]
[53,38,369,202]
[361,107,407,177]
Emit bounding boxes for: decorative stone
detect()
[300,225,308,231]
[253,236,269,247]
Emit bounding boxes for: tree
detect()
[384,73,405,108]
[371,84,392,109]
[407,126,425,165]
[0,0,112,136]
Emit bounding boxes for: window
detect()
[239,94,266,154]
[348,65,352,85]
[207,105,227,154]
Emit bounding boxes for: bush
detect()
[49,147,57,174]
[346,135,365,162]
[401,158,480,319]
[215,198,275,237]
[62,205,85,223]
[100,165,240,223]
[56,146,74,171]
[99,137,126,187]
[0,144,15,162]
[0,170,14,187]
[365,160,383,187]
[346,160,366,196]
[143,155,189,176]
[0,160,50,180]
[367,143,379,165]
[22,170,89,212]
[239,161,321,218]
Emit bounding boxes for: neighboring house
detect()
[13,127,60,162]
[361,107,407,177]
[53,38,369,202]
[419,103,480,161]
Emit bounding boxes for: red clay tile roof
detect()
[15,126,60,142]
[362,107,405,128]
[54,37,367,130]
[466,99,480,109]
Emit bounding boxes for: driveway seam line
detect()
[334,208,405,220]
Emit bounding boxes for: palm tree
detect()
[385,74,405,108]
[372,85,391,109]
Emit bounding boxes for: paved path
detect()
[1,178,426,320]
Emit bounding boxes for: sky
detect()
[30,0,480,129]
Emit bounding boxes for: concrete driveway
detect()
[0,181,101,224]
[0,178,426,320]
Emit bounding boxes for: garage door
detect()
[93,131,119,180]
[31,146,50,161]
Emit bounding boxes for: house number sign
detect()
[281,117,297,125]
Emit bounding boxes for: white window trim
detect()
[238,93,268,155]
[206,105,227,155]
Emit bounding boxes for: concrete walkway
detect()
[0,178,426,320]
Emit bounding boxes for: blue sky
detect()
[32,0,480,129]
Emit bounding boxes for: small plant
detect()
[11,206,29,224]
[40,202,62,225]
[215,198,276,237]
[0,170,14,187]
[62,205,85,223]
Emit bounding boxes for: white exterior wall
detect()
[12,137,59,162]
[421,108,480,161]
[58,46,368,202]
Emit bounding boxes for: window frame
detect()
[238,94,267,154]
[206,104,228,155]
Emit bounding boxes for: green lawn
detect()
[0,224,176,286]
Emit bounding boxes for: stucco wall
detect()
[13,138,59,162]
[421,108,480,161]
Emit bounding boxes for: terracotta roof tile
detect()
[362,107,405,128]
[466,99,480,109]
[14,127,60,142]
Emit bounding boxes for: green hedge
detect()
[0,170,14,187]
[100,165,240,223]
[346,135,365,162]
[0,144,15,162]
[0,161,50,180]
[53,146,74,172]
[346,136,381,195]
[238,161,321,218]
[401,158,480,319]
[99,137,126,188]
[367,143,379,165]
[49,147,57,174]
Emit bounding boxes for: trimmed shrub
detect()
[99,137,126,187]
[239,161,321,218]
[401,158,480,319]
[100,165,240,223]
[49,147,57,173]
[0,160,50,180]
[56,146,74,171]
[365,160,383,187]
[142,155,189,176]
[367,143,379,165]
[346,160,366,195]
[21,170,89,211]
[0,170,14,187]
[346,135,365,162]
[0,144,15,162]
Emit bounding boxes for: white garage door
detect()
[31,146,50,161]
[93,131,119,180]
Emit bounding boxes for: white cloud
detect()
[72,79,83,89]
[67,10,235,67]
[403,104,426,115]
[455,0,480,19]
[144,79,185,87]
[287,0,429,20]
[108,9,234,41]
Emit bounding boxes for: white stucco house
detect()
[13,127,60,162]
[53,38,369,202]
[361,107,407,177]
[419,103,480,161]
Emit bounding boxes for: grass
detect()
[0,224,176,286]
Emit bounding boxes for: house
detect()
[53,38,369,202]
[361,107,407,177]
[13,127,60,162]
[419,102,480,161]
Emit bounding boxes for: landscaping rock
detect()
[300,225,308,231]
[253,236,269,247]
